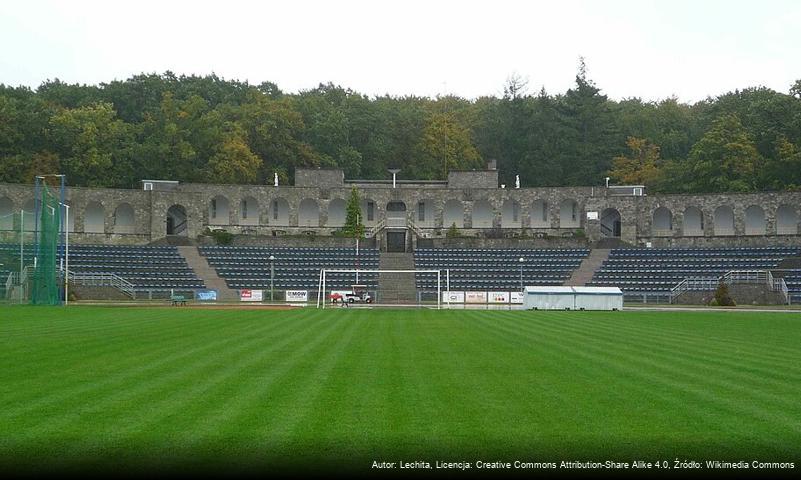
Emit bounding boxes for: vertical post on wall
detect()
[446,269,450,309]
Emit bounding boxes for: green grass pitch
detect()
[1,306,800,475]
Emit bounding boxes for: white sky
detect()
[1,0,799,102]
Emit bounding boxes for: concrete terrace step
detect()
[565,249,611,286]
[377,252,417,302]
[177,245,239,300]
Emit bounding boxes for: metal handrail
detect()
[670,269,788,304]
[368,218,386,237]
[67,271,136,298]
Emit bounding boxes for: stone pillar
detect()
[320,200,329,227]
[733,205,745,236]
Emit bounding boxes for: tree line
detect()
[1,63,800,193]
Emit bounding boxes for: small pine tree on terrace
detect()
[343,187,364,238]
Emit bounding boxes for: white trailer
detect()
[523,286,623,311]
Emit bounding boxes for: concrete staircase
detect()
[377,252,418,304]
[177,246,238,301]
[565,249,610,286]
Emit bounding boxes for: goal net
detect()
[315,268,450,309]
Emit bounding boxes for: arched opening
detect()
[683,207,704,236]
[600,208,621,237]
[502,199,521,228]
[777,205,798,235]
[416,199,434,227]
[360,198,377,226]
[559,199,579,228]
[271,198,289,226]
[472,200,493,228]
[209,195,230,226]
[386,201,407,228]
[299,199,320,227]
[0,197,13,230]
[240,197,259,226]
[113,203,135,234]
[443,200,463,228]
[84,202,105,234]
[531,200,549,228]
[166,205,188,236]
[652,207,672,235]
[714,206,734,236]
[327,198,346,227]
[744,205,766,236]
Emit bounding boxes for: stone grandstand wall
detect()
[2,169,800,248]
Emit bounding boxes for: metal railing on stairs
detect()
[669,269,790,304]
[67,271,136,298]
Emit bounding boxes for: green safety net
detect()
[30,184,62,305]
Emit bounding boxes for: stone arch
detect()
[113,203,135,234]
[84,201,105,233]
[652,207,672,235]
[714,205,734,236]
[415,199,434,227]
[559,199,579,228]
[271,198,289,226]
[531,199,549,228]
[501,199,521,228]
[166,204,188,236]
[0,196,13,230]
[360,198,377,225]
[777,205,798,235]
[209,195,230,226]
[327,198,347,227]
[298,198,320,227]
[239,196,259,226]
[683,206,704,236]
[472,199,493,228]
[600,208,621,237]
[744,205,766,236]
[386,201,407,227]
[443,200,463,228]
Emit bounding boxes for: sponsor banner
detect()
[442,291,465,303]
[240,289,264,302]
[510,291,525,304]
[488,291,510,304]
[285,290,309,302]
[196,289,218,301]
[465,291,488,304]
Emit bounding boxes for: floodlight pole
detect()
[62,203,69,305]
[388,168,401,189]
[19,209,24,284]
[269,255,275,302]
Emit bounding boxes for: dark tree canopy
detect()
[1,67,800,193]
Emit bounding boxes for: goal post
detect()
[316,269,449,309]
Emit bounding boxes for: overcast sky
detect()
[2,0,799,103]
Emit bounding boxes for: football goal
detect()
[315,268,450,309]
